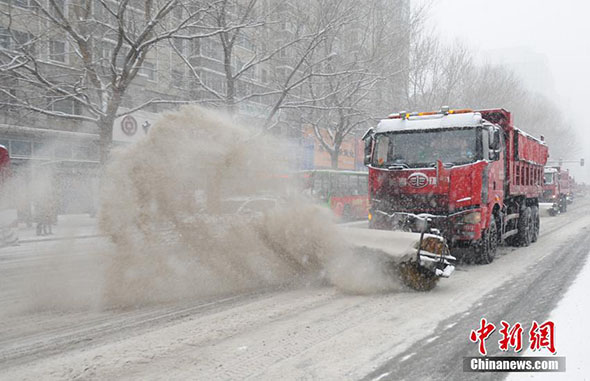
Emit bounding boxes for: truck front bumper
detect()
[369,208,484,243]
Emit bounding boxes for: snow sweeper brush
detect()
[341,226,455,291]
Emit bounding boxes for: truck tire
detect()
[531,206,540,243]
[477,218,498,264]
[516,206,533,247]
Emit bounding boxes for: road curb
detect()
[18,234,105,244]
[339,220,369,228]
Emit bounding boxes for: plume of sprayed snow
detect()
[98,106,365,306]
[98,106,406,306]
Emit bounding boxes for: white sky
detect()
[423,0,590,181]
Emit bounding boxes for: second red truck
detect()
[542,166,572,215]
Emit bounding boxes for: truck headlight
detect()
[462,212,481,224]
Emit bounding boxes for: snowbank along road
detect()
[1,199,589,380]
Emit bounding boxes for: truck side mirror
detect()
[489,149,500,161]
[489,128,501,150]
[581,158,585,167]
[362,128,374,165]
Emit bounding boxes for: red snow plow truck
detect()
[363,108,548,263]
[0,145,18,247]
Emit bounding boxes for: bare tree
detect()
[292,0,413,169]
[458,63,526,109]
[511,93,579,159]
[404,30,473,111]
[169,0,354,132]
[405,33,580,157]
[0,0,252,162]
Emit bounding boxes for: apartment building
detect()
[0,0,409,217]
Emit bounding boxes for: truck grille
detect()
[385,193,448,213]
[542,190,554,202]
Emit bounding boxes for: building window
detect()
[93,0,106,20]
[33,142,52,158]
[260,68,268,84]
[172,37,186,55]
[200,70,225,93]
[171,69,185,88]
[49,40,66,62]
[235,57,243,72]
[49,0,66,18]
[281,21,296,33]
[0,27,33,52]
[0,88,17,111]
[236,34,255,51]
[189,39,200,57]
[139,61,156,81]
[47,96,80,115]
[0,27,11,50]
[276,66,289,79]
[200,38,223,61]
[15,30,34,53]
[172,5,183,20]
[72,144,99,161]
[54,143,72,159]
[0,0,29,8]
[95,40,114,63]
[10,140,32,157]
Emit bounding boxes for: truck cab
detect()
[543,166,570,215]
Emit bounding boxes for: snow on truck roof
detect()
[514,127,546,145]
[376,112,483,133]
[375,111,546,146]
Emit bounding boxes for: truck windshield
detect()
[544,173,554,184]
[372,127,480,168]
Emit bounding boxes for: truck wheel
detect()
[477,218,498,264]
[531,206,540,243]
[517,207,533,247]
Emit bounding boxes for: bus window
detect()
[300,170,369,221]
[351,175,360,195]
[338,174,350,197]
[312,172,329,201]
[359,175,368,195]
[352,175,362,196]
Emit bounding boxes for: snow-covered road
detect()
[1,200,589,380]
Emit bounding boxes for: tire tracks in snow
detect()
[364,218,590,381]
[0,289,286,368]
